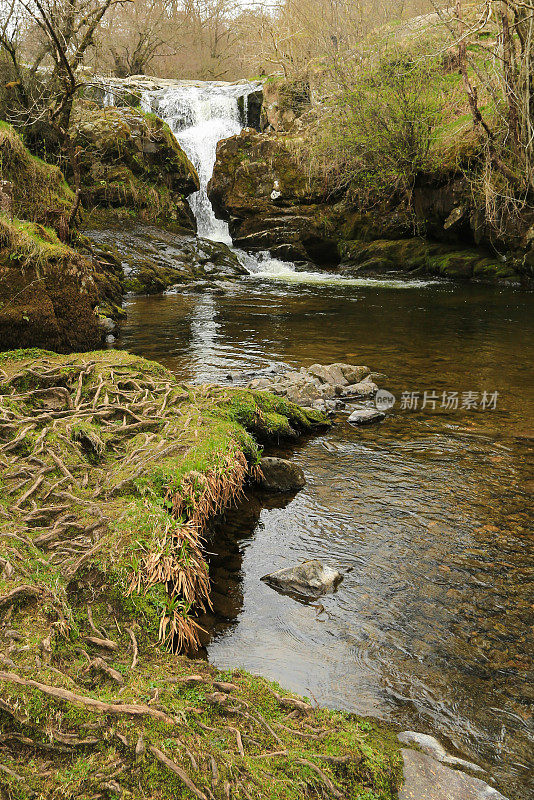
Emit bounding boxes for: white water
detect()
[107,81,438,287]
[140,81,258,245]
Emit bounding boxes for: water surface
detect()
[115,275,533,799]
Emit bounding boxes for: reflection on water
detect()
[116,277,533,800]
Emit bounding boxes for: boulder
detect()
[261,560,343,599]
[260,78,311,133]
[257,457,305,492]
[399,749,507,800]
[71,101,199,229]
[347,408,385,425]
[208,130,339,264]
[398,732,484,773]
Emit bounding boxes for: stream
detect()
[110,82,533,799]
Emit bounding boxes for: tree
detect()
[0,0,126,229]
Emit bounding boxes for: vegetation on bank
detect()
[290,6,534,257]
[0,348,402,799]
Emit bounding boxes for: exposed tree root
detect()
[0,585,42,610]
[0,671,175,724]
[149,745,208,800]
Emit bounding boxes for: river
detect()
[109,82,533,799]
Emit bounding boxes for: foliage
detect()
[299,53,444,209]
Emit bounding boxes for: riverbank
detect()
[0,348,407,799]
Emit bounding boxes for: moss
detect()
[0,123,73,230]
[0,349,401,799]
[339,236,516,282]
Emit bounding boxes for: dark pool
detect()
[115,270,534,799]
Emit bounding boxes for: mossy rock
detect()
[0,123,73,232]
[70,101,199,227]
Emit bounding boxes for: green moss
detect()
[0,349,400,800]
[0,123,74,228]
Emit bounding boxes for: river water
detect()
[116,277,534,800]
[110,81,533,798]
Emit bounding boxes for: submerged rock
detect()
[257,457,305,492]
[399,749,508,800]
[261,559,343,598]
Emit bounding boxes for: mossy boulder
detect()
[208,130,339,264]
[71,102,200,228]
[0,122,74,233]
[0,216,103,352]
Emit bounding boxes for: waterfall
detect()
[140,82,259,245]
[106,81,430,285]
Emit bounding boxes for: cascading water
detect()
[140,82,257,245]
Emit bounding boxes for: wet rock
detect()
[347,408,385,425]
[398,732,484,773]
[341,380,378,400]
[257,457,305,492]
[399,749,508,800]
[85,223,247,294]
[261,559,343,598]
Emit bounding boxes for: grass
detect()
[0,348,402,799]
[0,122,73,228]
[0,213,75,268]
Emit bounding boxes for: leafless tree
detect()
[0,0,128,228]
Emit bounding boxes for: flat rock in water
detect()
[398,732,484,773]
[399,750,508,800]
[261,559,343,599]
[348,408,385,425]
[257,457,305,492]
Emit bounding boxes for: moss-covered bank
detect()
[0,215,104,352]
[0,349,402,799]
